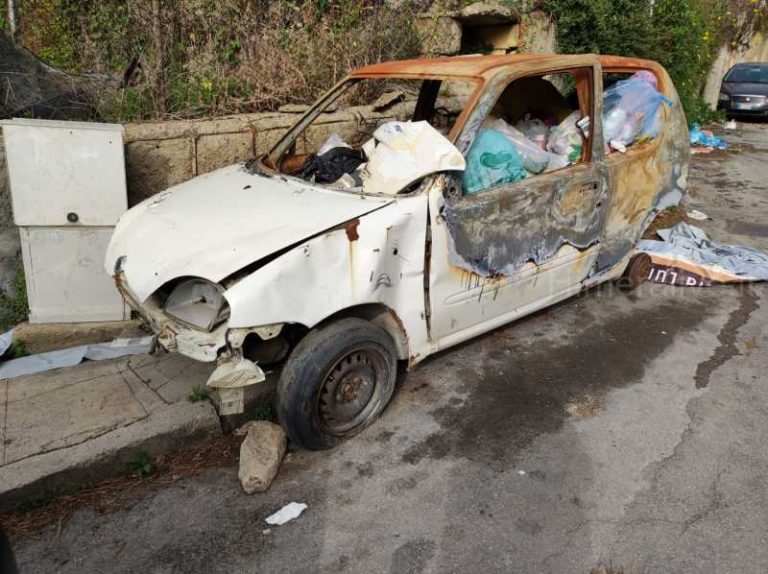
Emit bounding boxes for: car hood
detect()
[107,164,393,302]
[722,82,768,96]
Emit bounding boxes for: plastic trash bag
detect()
[363,121,465,195]
[546,110,583,163]
[317,133,350,156]
[603,72,672,151]
[300,147,365,184]
[487,119,550,174]
[545,153,569,171]
[689,124,728,150]
[463,129,528,195]
[515,115,549,149]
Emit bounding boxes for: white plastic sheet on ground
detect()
[0,336,154,379]
[636,222,768,286]
[265,502,308,525]
[362,121,465,195]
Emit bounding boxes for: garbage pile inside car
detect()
[296,121,465,195]
[461,71,672,195]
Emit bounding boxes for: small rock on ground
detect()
[238,421,287,494]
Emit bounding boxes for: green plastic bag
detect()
[463,129,528,195]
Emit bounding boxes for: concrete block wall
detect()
[122,102,413,205]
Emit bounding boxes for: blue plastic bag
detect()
[603,72,672,150]
[463,129,528,195]
[689,124,728,150]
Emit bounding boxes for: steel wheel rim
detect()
[316,345,389,436]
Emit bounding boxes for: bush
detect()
[16,0,422,121]
[545,0,727,124]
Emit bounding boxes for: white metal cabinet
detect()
[1,119,128,323]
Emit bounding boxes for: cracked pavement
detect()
[13,123,768,573]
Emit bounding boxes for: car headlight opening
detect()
[718,93,730,102]
[164,279,230,331]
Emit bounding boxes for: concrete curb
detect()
[0,400,220,512]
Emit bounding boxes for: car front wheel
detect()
[277,318,398,450]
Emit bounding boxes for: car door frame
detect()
[425,57,608,350]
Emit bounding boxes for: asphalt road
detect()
[15,123,768,574]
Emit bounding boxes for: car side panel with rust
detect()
[596,57,690,271]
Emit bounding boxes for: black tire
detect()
[277,318,398,450]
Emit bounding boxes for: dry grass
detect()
[642,205,689,239]
[18,0,423,121]
[1,435,242,542]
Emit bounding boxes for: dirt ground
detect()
[9,122,768,574]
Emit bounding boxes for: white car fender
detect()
[224,195,432,364]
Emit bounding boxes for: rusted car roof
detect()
[352,54,663,81]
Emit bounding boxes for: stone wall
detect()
[417,5,556,57]
[122,101,413,205]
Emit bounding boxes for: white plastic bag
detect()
[317,133,350,156]
[488,119,550,174]
[362,121,465,195]
[546,110,583,163]
[515,115,549,149]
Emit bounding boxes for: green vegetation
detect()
[9,1,767,123]
[13,0,422,122]
[0,262,29,331]
[252,403,275,422]
[186,385,209,403]
[546,0,766,123]
[127,449,155,477]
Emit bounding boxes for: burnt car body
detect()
[718,62,768,118]
[106,54,689,449]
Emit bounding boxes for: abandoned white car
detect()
[106,54,688,449]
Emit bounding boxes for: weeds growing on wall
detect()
[14,0,422,121]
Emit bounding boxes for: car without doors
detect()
[106,54,689,449]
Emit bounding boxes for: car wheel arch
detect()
[312,303,409,361]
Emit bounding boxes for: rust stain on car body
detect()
[345,219,361,242]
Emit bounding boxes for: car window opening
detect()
[461,67,671,196]
[273,77,477,195]
[462,69,592,196]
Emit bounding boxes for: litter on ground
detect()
[636,222,768,286]
[265,502,308,525]
[686,209,710,221]
[0,336,154,379]
[0,329,13,356]
[689,124,728,150]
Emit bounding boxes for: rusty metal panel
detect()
[596,61,690,270]
[442,163,609,276]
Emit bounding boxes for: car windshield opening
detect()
[270,77,478,195]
